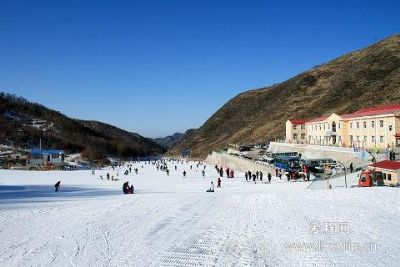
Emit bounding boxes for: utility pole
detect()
[337,160,347,188]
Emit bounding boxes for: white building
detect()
[27,149,65,166]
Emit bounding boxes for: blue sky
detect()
[0,0,399,137]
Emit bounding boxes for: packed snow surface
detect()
[0,160,399,266]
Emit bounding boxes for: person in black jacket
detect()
[54,181,61,192]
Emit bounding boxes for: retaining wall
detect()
[205,152,273,173]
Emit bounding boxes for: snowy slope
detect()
[0,161,399,266]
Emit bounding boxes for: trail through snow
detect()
[0,161,399,266]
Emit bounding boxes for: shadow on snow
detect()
[0,185,121,203]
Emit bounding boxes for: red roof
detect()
[342,104,400,119]
[370,160,400,170]
[289,119,308,124]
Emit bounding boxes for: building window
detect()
[293,125,297,130]
[301,125,305,130]
[356,136,360,142]
[293,134,298,140]
[371,121,375,128]
[389,125,393,131]
[301,133,305,139]
[350,135,353,143]
[338,123,341,129]
[388,174,392,181]
[363,121,367,128]
[380,136,384,143]
[350,122,353,129]
[380,120,384,127]
[357,122,360,128]
[372,136,376,143]
[383,173,387,180]
[364,136,367,143]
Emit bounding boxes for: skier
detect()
[230,169,234,178]
[206,181,215,192]
[202,170,205,178]
[183,170,187,178]
[304,165,310,181]
[252,174,256,184]
[217,177,221,188]
[259,171,263,181]
[268,173,272,183]
[349,163,354,173]
[245,172,248,181]
[54,181,61,192]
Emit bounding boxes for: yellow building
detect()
[286,104,400,151]
[285,119,307,143]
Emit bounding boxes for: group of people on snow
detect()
[123,181,134,194]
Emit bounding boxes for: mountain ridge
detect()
[153,129,196,149]
[170,34,400,158]
[0,92,165,159]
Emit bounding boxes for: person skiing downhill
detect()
[217,177,221,188]
[54,181,61,192]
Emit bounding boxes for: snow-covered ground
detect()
[0,160,399,266]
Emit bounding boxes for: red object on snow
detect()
[359,170,373,187]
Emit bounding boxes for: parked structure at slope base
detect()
[26,149,65,167]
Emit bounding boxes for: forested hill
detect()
[0,92,165,159]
